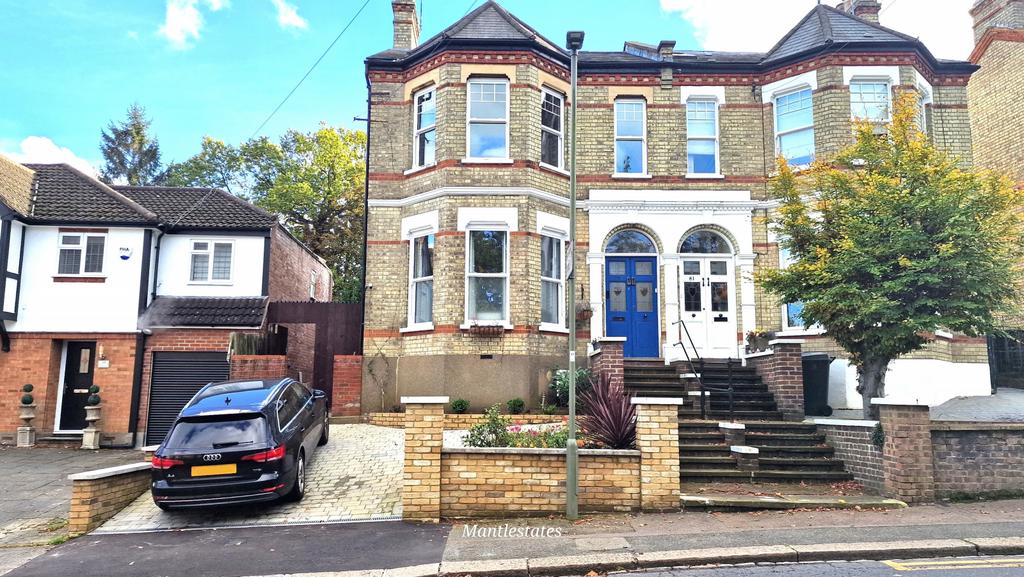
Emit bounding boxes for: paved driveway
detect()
[96,424,403,533]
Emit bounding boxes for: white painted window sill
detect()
[403,164,435,176]
[459,321,514,330]
[611,173,652,179]
[188,281,234,286]
[400,323,434,333]
[539,323,569,334]
[462,158,514,164]
[685,173,724,179]
[539,163,569,176]
[777,327,826,337]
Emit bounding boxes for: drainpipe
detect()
[150,228,165,303]
[358,68,372,352]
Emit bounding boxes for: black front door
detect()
[59,342,96,431]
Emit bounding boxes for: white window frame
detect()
[537,211,569,333]
[412,85,436,170]
[540,87,565,171]
[777,245,824,335]
[685,97,721,178]
[773,86,815,169]
[849,78,892,123]
[56,232,106,276]
[458,207,516,329]
[189,239,234,285]
[400,210,440,332]
[613,98,647,177]
[465,77,511,162]
[407,233,435,331]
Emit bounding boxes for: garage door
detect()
[145,351,230,445]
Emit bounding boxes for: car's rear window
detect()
[165,415,268,450]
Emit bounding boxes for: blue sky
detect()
[0,0,973,174]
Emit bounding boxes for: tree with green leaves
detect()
[166,125,366,303]
[99,103,165,185]
[760,93,1024,418]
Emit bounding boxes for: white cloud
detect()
[270,0,307,30]
[1,137,99,177]
[158,0,229,50]
[659,0,974,61]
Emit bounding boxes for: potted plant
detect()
[745,328,775,353]
[17,384,36,447]
[82,385,102,450]
[575,301,593,322]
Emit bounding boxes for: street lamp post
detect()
[565,29,584,521]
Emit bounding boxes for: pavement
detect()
[96,424,403,532]
[619,556,1024,577]
[931,388,1024,422]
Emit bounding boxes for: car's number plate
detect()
[191,464,237,477]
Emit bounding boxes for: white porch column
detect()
[661,254,680,361]
[587,252,604,340]
[738,252,757,353]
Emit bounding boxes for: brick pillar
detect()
[746,339,805,420]
[401,396,447,522]
[590,337,626,390]
[876,400,935,503]
[632,397,682,512]
[720,422,745,445]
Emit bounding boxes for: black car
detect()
[151,378,329,509]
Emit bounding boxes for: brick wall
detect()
[878,403,935,503]
[332,355,362,417]
[590,339,624,391]
[931,423,1024,497]
[67,464,151,535]
[229,355,290,381]
[745,341,804,420]
[440,448,640,517]
[818,422,884,494]
[969,33,1024,184]
[0,333,138,445]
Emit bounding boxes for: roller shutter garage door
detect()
[145,351,230,445]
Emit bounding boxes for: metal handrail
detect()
[672,319,736,421]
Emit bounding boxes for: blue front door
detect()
[605,256,659,358]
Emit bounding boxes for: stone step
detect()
[759,457,847,471]
[680,468,854,483]
[745,432,828,446]
[679,409,785,421]
[681,493,906,511]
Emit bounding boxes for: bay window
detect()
[409,234,434,325]
[850,80,890,122]
[413,87,436,168]
[467,78,509,159]
[466,230,508,323]
[614,99,646,174]
[540,235,564,326]
[686,98,718,175]
[774,87,815,167]
[57,233,105,275]
[540,89,564,169]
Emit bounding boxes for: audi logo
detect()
[202,454,222,462]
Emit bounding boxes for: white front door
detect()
[678,257,737,359]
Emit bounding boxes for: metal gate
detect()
[145,351,230,445]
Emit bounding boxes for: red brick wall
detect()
[931,424,1024,497]
[230,355,290,381]
[267,225,334,385]
[879,403,936,503]
[0,333,137,441]
[590,340,624,390]
[818,423,885,494]
[746,342,804,420]
[332,354,362,417]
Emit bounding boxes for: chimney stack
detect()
[392,0,420,50]
[841,0,882,24]
[970,0,1024,44]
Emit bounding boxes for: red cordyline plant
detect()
[580,372,636,449]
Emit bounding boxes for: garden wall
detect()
[440,447,640,517]
[368,412,563,429]
[815,419,884,494]
[931,422,1024,497]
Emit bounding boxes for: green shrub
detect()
[463,405,511,447]
[505,425,569,448]
[549,368,591,407]
[20,393,33,405]
[540,403,558,415]
[871,423,885,449]
[86,394,101,406]
[449,398,470,414]
[22,383,33,393]
[506,398,526,414]
[88,385,100,395]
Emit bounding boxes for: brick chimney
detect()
[392,0,420,50]
[841,0,882,23]
[970,0,1024,44]
[0,154,34,216]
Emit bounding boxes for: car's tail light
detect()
[241,445,285,463]
[152,456,184,470]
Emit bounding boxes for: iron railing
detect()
[672,318,735,421]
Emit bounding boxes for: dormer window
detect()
[467,78,509,160]
[190,240,233,283]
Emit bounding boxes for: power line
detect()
[249,0,373,139]
[463,0,479,16]
[880,0,900,15]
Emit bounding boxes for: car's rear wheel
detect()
[156,502,171,512]
[318,413,329,446]
[286,452,306,502]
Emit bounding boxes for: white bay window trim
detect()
[464,77,510,162]
[540,87,565,170]
[613,98,647,177]
[401,210,439,333]
[411,85,437,170]
[458,207,517,329]
[849,78,892,123]
[537,211,569,333]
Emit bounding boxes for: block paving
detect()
[96,425,403,532]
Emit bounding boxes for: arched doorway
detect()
[677,229,737,359]
[604,229,660,358]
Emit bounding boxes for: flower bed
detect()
[366,412,563,429]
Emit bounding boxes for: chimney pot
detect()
[392,0,420,50]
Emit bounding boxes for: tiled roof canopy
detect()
[115,186,277,230]
[141,296,268,328]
